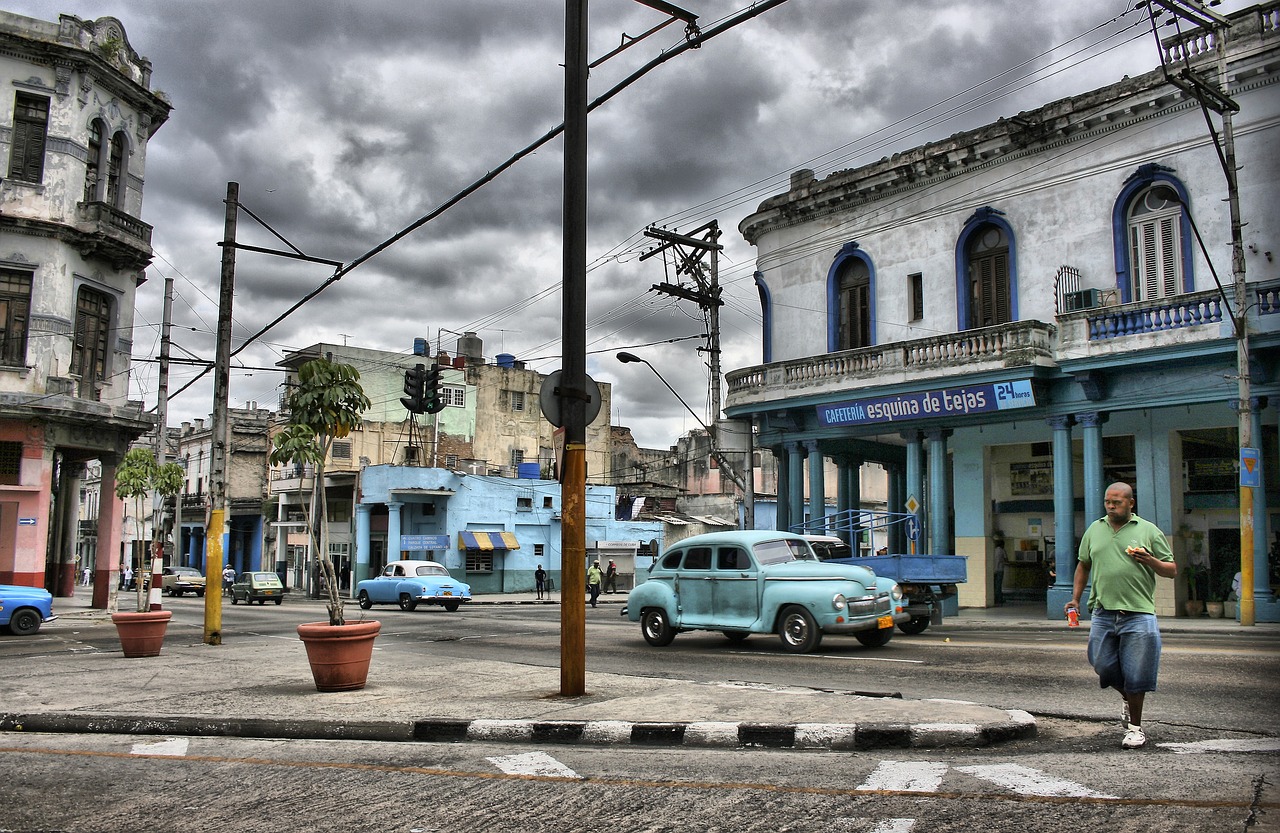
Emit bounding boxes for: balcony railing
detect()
[76,201,153,248]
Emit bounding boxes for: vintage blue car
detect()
[0,583,57,636]
[355,560,472,612]
[622,531,908,653]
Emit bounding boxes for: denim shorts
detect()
[1086,608,1162,693]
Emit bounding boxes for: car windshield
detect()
[753,538,817,565]
[251,573,281,584]
[174,567,199,576]
[415,565,450,577]
[808,540,852,560]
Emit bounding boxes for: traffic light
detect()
[423,363,446,414]
[400,364,427,414]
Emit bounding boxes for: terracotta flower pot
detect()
[111,610,173,657]
[297,620,381,692]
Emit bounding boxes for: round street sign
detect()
[539,370,602,428]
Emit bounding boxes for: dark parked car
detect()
[0,584,57,636]
[231,572,285,605]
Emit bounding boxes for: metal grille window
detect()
[0,440,21,486]
[331,440,352,460]
[70,286,111,399]
[509,390,525,412]
[1128,188,1183,301]
[8,93,48,183]
[445,454,459,468]
[0,269,32,367]
[510,449,524,468]
[465,551,493,573]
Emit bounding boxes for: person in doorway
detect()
[605,560,618,594]
[122,564,133,590]
[222,563,236,596]
[993,538,1007,606]
[534,564,547,600]
[1066,481,1177,750]
[586,560,603,608]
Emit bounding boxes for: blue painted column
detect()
[787,441,805,532]
[835,457,851,542]
[1078,412,1107,523]
[807,440,825,532]
[1047,415,1077,620]
[924,428,952,556]
[387,501,404,560]
[355,503,371,586]
[1250,398,1279,621]
[902,430,923,553]
[775,446,790,532]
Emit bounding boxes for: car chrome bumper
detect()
[821,610,910,634]
[419,595,472,605]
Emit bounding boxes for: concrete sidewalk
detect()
[3,586,1272,752]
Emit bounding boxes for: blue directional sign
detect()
[905,515,920,541]
[1241,448,1261,488]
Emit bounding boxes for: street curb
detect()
[0,710,1036,750]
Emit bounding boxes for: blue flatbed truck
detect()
[805,535,968,634]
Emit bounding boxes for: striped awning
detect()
[458,531,520,551]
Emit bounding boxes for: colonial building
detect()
[0,13,169,603]
[727,5,1280,619]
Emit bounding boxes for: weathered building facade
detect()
[728,5,1280,618]
[0,13,168,602]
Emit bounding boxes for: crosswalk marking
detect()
[130,738,189,757]
[835,818,916,833]
[858,761,947,793]
[486,751,582,779]
[1158,738,1280,755]
[954,763,1116,799]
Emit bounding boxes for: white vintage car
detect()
[355,560,472,612]
[622,531,907,653]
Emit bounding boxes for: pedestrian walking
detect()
[121,564,133,590]
[993,538,1007,606]
[1066,481,1177,750]
[534,564,547,600]
[605,559,618,594]
[586,560,603,608]
[222,563,236,596]
[81,566,91,587]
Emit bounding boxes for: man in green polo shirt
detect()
[1066,481,1178,749]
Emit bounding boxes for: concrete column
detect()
[806,440,824,532]
[355,503,372,586]
[924,428,952,556]
[835,457,851,535]
[787,442,804,532]
[1047,415,1077,620]
[92,455,122,611]
[1249,398,1279,620]
[774,446,789,531]
[1077,412,1107,524]
[56,461,85,597]
[902,430,923,552]
[387,501,404,559]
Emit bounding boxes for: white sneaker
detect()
[1122,724,1146,749]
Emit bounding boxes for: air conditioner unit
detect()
[1063,288,1101,312]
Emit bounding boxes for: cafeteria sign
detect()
[817,380,1036,427]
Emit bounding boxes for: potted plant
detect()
[111,447,185,656]
[1183,563,1205,617]
[268,357,376,691]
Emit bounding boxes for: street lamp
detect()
[616,351,753,528]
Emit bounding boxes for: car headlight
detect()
[891,584,903,601]
[832,593,847,611]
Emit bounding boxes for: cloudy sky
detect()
[10,0,1253,448]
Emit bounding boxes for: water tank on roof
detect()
[496,353,515,368]
[413,337,428,356]
[518,462,541,480]
[457,332,483,363]
[452,355,466,369]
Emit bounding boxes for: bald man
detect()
[1067,482,1177,750]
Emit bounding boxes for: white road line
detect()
[858,760,947,792]
[955,763,1116,799]
[486,751,582,779]
[727,651,923,663]
[1158,738,1280,754]
[131,738,190,757]
[835,818,916,833]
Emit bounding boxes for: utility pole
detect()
[642,222,754,529]
[205,181,237,645]
[149,276,174,611]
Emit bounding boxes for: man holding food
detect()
[1066,481,1178,749]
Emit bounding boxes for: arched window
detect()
[754,271,773,364]
[1112,165,1193,304]
[84,119,105,203]
[106,130,129,208]
[955,208,1018,330]
[1127,185,1184,301]
[826,243,876,351]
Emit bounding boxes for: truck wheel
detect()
[357,590,373,610]
[398,593,418,611]
[778,606,822,653]
[8,608,41,636]
[856,627,895,647]
[641,608,675,646]
[897,616,930,635]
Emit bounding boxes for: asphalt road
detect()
[3,596,1276,832]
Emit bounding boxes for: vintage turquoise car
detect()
[622,531,908,653]
[355,560,472,612]
[0,583,57,636]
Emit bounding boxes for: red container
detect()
[1067,608,1080,628]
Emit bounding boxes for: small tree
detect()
[115,447,185,613]
[268,358,370,626]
